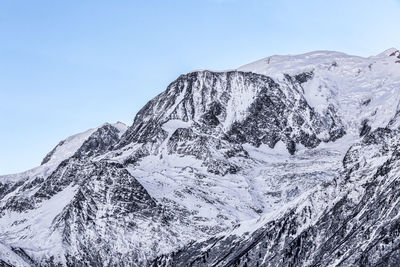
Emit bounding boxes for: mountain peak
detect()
[3,49,400,266]
[376,47,399,57]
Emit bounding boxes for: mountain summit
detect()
[1,49,400,266]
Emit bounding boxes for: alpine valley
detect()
[2,48,400,266]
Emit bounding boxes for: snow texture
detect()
[1,49,400,266]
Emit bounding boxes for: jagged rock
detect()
[1,49,400,266]
[153,127,400,267]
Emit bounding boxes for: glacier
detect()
[1,49,400,266]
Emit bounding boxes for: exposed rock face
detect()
[119,71,344,156]
[1,49,400,266]
[41,140,65,165]
[74,123,125,159]
[225,72,344,154]
[153,127,400,267]
[51,161,161,267]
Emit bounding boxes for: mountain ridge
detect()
[1,48,400,266]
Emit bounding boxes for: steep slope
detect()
[0,241,32,267]
[1,49,400,266]
[0,122,127,194]
[0,122,129,265]
[117,70,344,157]
[153,126,400,267]
[239,49,400,136]
[0,126,97,200]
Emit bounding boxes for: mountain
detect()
[152,127,400,267]
[1,49,400,266]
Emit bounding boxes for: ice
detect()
[1,48,400,265]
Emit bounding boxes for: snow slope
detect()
[0,122,127,182]
[1,49,400,266]
[239,49,400,135]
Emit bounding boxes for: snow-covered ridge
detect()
[0,122,127,182]
[40,127,98,166]
[239,48,400,135]
[237,49,399,74]
[2,48,400,266]
[42,122,128,165]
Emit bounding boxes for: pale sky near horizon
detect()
[1,0,400,174]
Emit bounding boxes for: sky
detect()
[1,0,400,175]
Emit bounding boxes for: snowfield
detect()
[1,49,400,266]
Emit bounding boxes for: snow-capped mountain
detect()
[1,49,400,266]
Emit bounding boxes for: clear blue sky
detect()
[1,0,400,175]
